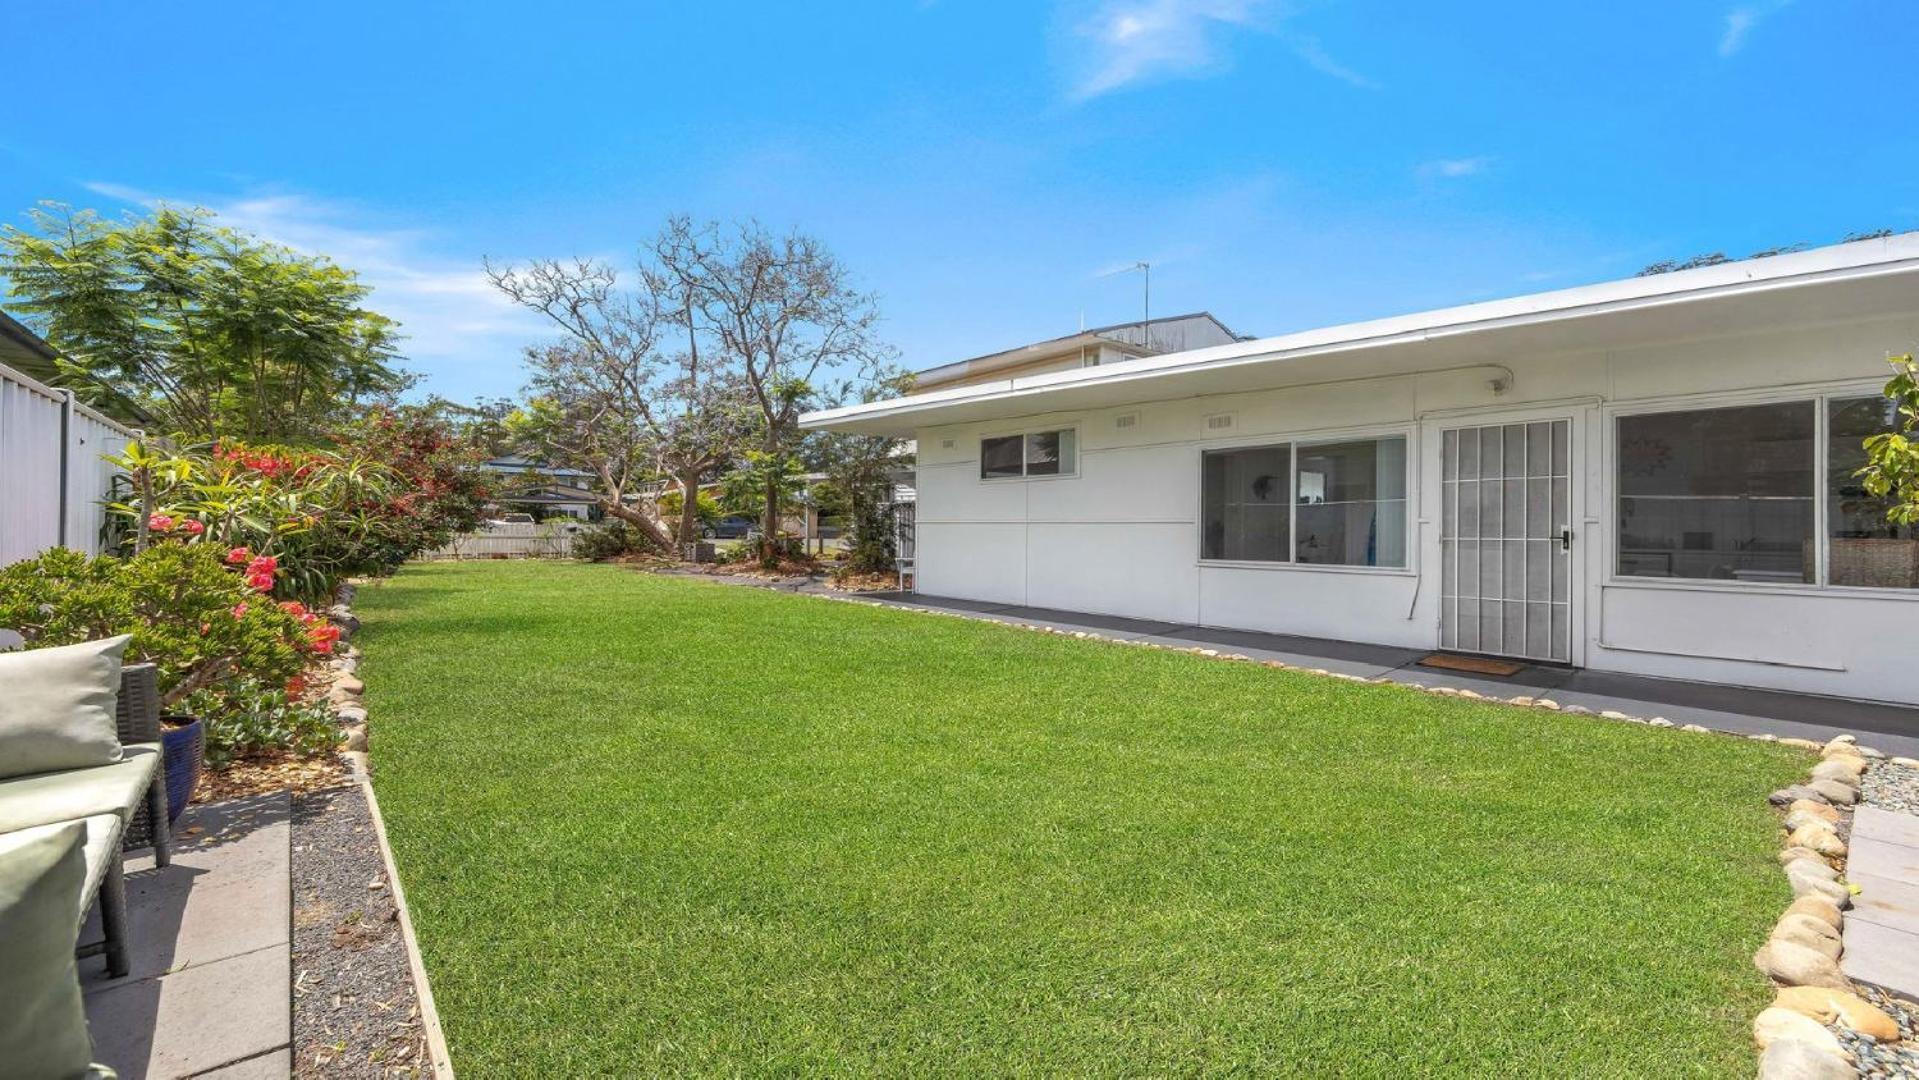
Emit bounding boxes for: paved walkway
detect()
[1845,806,1919,999]
[824,589,1919,757]
[82,793,293,1079]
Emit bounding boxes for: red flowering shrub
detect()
[0,545,323,707]
[111,410,490,602]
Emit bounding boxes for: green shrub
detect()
[181,677,339,767]
[657,488,721,525]
[573,521,652,561]
[0,545,316,701]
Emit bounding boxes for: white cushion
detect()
[0,820,99,1077]
[0,636,130,780]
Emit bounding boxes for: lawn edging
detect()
[1751,736,1904,1078]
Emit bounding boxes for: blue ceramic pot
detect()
[159,717,205,823]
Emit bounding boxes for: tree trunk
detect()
[597,498,675,553]
[674,471,703,545]
[761,473,780,566]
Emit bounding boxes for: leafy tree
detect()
[1859,355,1919,525]
[652,217,893,565]
[808,370,915,573]
[0,203,412,439]
[488,253,754,550]
[657,487,721,527]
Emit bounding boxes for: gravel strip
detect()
[1836,760,1919,1076]
[292,784,428,1077]
[1864,760,1919,817]
[1837,985,1919,1078]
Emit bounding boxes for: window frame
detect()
[1196,426,1415,575]
[976,425,1080,482]
[1605,380,1919,598]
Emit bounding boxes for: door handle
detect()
[1559,527,1573,552]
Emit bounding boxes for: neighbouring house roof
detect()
[497,485,599,506]
[0,309,62,382]
[0,308,152,428]
[481,456,596,479]
[802,232,1919,437]
[912,312,1241,390]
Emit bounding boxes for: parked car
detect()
[486,513,537,526]
[702,515,758,539]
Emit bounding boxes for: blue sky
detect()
[5,2,1916,401]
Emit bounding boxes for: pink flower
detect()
[245,571,275,591]
[147,514,173,532]
[183,519,205,536]
[231,602,249,619]
[225,547,252,565]
[246,555,278,576]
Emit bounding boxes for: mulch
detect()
[197,750,350,803]
[291,783,428,1077]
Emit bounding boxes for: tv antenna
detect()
[1099,260,1151,344]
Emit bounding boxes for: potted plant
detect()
[158,714,206,823]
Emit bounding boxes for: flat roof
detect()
[802,232,1919,437]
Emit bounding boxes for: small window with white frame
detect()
[980,428,1077,480]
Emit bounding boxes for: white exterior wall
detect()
[914,314,1919,705]
[0,363,137,565]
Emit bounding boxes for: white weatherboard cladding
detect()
[912,312,1919,704]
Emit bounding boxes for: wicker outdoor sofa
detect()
[0,658,173,978]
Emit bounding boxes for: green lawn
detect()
[361,561,1803,1077]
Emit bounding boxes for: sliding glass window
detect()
[980,429,1076,480]
[1200,435,1408,567]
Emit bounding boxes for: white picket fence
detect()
[422,521,589,560]
[0,361,138,566]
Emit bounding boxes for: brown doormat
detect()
[1417,653,1526,677]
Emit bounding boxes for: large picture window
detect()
[1617,402,1815,582]
[980,429,1077,480]
[1201,435,1407,568]
[1616,396,1916,589]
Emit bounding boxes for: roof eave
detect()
[803,233,1919,437]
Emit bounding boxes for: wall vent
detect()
[1114,412,1139,430]
[1205,412,1236,432]
[940,438,956,450]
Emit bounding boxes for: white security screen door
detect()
[1439,420,1572,662]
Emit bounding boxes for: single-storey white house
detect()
[801,234,1919,706]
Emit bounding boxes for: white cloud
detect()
[78,181,545,398]
[1719,0,1793,57]
[1417,156,1492,179]
[1285,32,1379,90]
[1064,0,1373,100]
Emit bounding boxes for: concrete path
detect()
[82,793,292,1079]
[1845,806,1919,1000]
[812,588,1919,758]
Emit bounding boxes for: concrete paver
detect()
[1845,806,1919,999]
[82,794,291,1079]
[193,1048,292,1078]
[85,946,289,1079]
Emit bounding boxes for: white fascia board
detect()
[802,232,1919,434]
